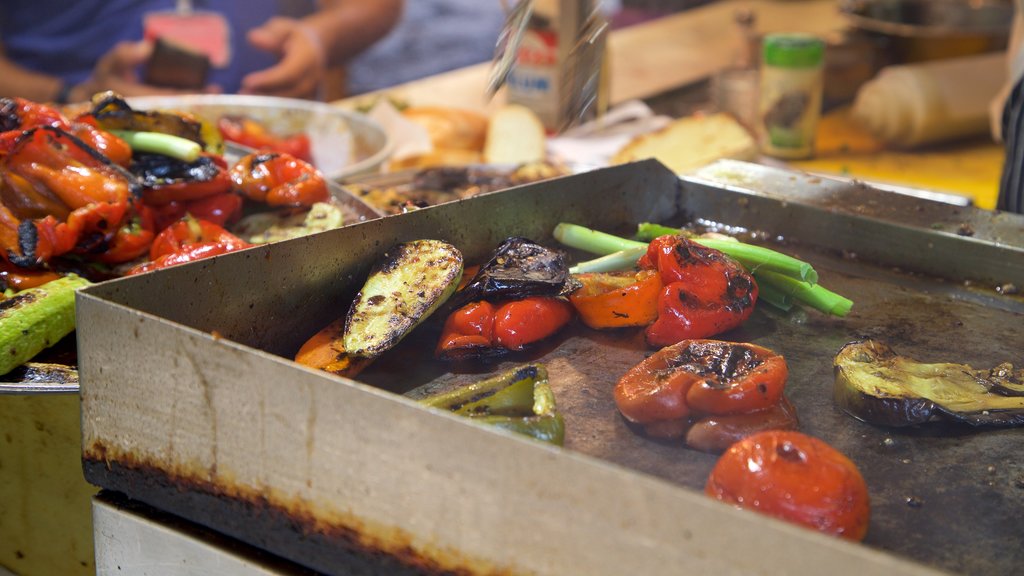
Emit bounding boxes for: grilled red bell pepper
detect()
[148,215,249,261]
[94,202,156,265]
[639,235,758,347]
[127,216,250,275]
[1,126,134,220]
[218,116,313,163]
[230,152,328,207]
[437,297,573,359]
[151,192,244,230]
[30,201,131,264]
[138,153,233,205]
[68,122,132,167]
[614,339,792,444]
[0,97,69,133]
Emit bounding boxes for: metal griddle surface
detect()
[359,244,1023,576]
[80,160,1024,576]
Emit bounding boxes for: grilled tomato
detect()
[705,430,870,541]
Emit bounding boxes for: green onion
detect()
[754,270,853,317]
[754,280,794,312]
[635,222,818,284]
[554,223,646,254]
[635,222,692,240]
[569,247,647,274]
[554,222,853,317]
[109,130,201,162]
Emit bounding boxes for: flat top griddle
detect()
[77,160,1024,576]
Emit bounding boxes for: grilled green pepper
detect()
[419,364,565,445]
[834,339,1024,427]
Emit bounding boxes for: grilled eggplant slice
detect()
[834,339,1024,427]
[344,239,463,358]
[448,236,573,308]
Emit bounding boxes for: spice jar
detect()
[758,34,825,159]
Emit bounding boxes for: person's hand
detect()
[71,40,205,102]
[242,17,326,99]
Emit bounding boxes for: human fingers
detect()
[247,16,296,55]
[241,27,322,98]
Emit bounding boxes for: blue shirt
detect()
[346,0,504,94]
[0,0,314,93]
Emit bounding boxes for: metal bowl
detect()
[127,94,392,181]
[840,0,1013,61]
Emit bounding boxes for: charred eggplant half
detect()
[834,339,1024,427]
[449,236,575,308]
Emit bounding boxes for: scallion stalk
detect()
[109,130,201,162]
[553,223,647,254]
[635,222,818,284]
[569,247,647,274]
[754,270,853,317]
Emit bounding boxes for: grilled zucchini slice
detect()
[344,239,463,358]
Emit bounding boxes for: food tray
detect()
[77,160,1024,576]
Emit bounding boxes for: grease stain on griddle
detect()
[83,441,512,576]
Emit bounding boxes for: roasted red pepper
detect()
[639,235,757,346]
[68,122,132,167]
[218,116,313,163]
[137,153,233,205]
[128,216,250,275]
[151,192,244,230]
[614,339,793,447]
[569,269,662,329]
[30,201,130,264]
[1,126,134,220]
[230,152,329,207]
[148,216,249,260]
[0,258,60,290]
[94,202,156,265]
[0,97,69,133]
[437,297,573,359]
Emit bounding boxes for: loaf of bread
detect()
[611,112,758,174]
[483,104,547,165]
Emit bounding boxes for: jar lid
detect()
[762,34,824,68]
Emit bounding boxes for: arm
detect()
[0,41,199,103]
[241,0,403,99]
[0,43,67,102]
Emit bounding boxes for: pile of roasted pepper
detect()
[0,92,328,289]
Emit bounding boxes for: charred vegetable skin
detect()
[436,238,576,360]
[706,430,871,541]
[614,339,797,451]
[834,339,1024,427]
[345,240,463,358]
[419,364,565,445]
[230,152,328,208]
[448,237,573,308]
[298,239,463,376]
[639,235,758,346]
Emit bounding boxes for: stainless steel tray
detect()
[77,160,1024,576]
